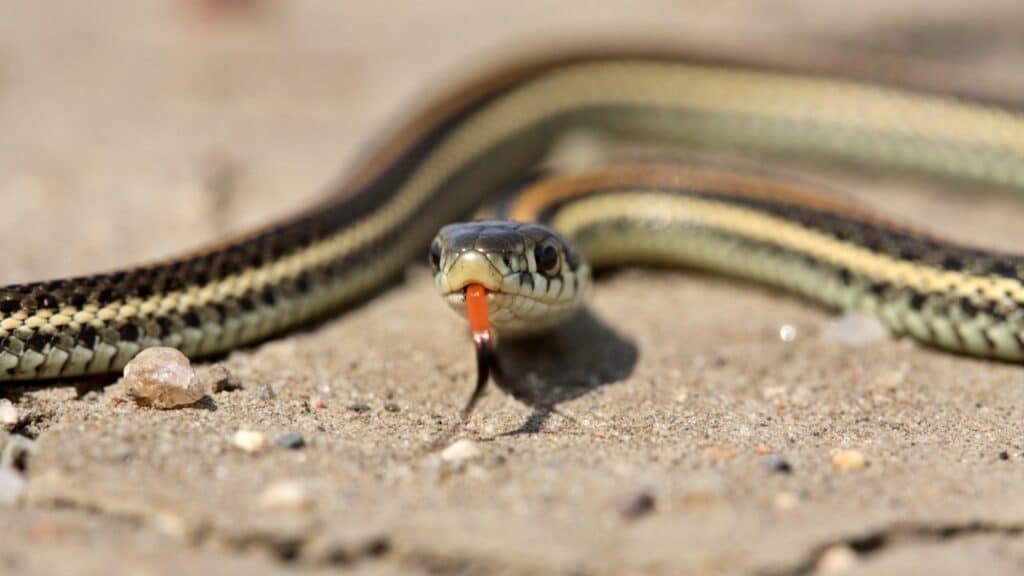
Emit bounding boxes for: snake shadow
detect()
[491,308,638,435]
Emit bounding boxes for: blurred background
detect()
[5,5,1024,574]
[1,0,1024,283]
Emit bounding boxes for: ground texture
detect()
[3,1,1024,575]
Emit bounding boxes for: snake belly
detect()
[3,51,1024,380]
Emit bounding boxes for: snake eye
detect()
[429,240,443,270]
[534,243,560,276]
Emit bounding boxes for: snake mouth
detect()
[438,250,506,305]
[443,284,500,307]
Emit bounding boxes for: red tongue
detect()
[465,284,492,339]
[461,283,497,422]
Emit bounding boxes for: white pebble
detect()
[817,545,858,574]
[873,364,910,389]
[0,467,25,506]
[123,347,207,409]
[258,480,314,511]
[778,324,798,342]
[441,439,482,463]
[824,313,890,347]
[832,449,869,471]
[0,400,17,431]
[232,429,266,453]
[773,492,797,510]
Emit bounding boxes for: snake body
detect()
[5,51,1024,380]
[433,163,1024,359]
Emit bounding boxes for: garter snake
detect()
[3,50,1024,381]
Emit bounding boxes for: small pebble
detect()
[778,324,798,342]
[617,490,656,520]
[255,383,276,401]
[348,403,371,413]
[1,435,35,471]
[384,402,401,413]
[832,449,869,471]
[123,347,207,409]
[824,313,890,347]
[152,512,190,540]
[873,367,908,389]
[0,400,17,432]
[440,439,481,463]
[276,433,305,450]
[232,429,266,453]
[774,492,797,510]
[308,396,328,410]
[762,455,793,474]
[999,450,1011,461]
[0,467,25,506]
[207,365,242,392]
[816,544,858,574]
[258,480,314,511]
[706,445,736,461]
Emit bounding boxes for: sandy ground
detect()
[3,1,1024,575]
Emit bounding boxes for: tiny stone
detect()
[617,490,656,520]
[348,403,371,413]
[208,365,242,392]
[824,313,890,347]
[152,512,190,540]
[384,402,400,413]
[999,450,1011,461]
[308,396,327,410]
[832,449,869,471]
[232,429,266,453]
[276,432,305,450]
[0,467,25,506]
[774,491,797,510]
[0,400,17,432]
[1,435,35,470]
[255,383,276,401]
[707,445,735,461]
[778,324,797,342]
[873,367,908,389]
[817,544,858,574]
[123,347,207,409]
[440,439,481,463]
[258,480,314,511]
[762,455,793,474]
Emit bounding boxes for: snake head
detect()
[430,221,590,337]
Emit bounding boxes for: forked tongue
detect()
[462,283,500,420]
[453,284,573,429]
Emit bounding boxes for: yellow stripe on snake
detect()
[3,51,1024,380]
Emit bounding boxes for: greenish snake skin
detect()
[3,52,1024,380]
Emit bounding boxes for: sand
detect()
[3,1,1024,574]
